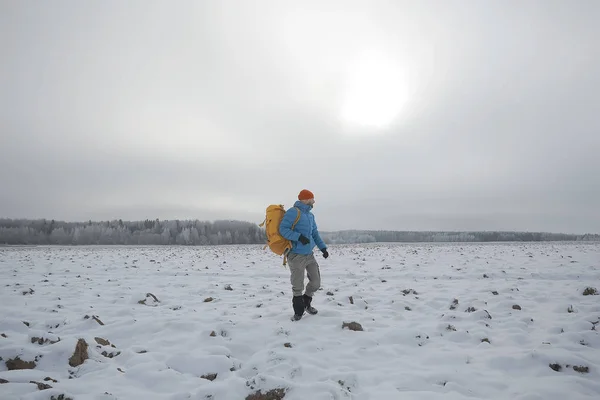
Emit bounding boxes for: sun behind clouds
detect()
[340,50,411,131]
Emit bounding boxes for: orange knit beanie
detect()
[298,189,314,200]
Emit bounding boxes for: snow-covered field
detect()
[1,242,599,400]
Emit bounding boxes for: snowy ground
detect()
[1,242,599,400]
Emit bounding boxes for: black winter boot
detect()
[292,295,305,320]
[303,294,318,315]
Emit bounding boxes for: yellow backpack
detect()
[259,205,301,266]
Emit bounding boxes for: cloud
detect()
[1,0,599,234]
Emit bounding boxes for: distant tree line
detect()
[0,218,265,245]
[320,230,600,244]
[0,218,598,246]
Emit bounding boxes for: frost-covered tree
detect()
[0,218,597,245]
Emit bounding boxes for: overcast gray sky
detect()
[1,1,599,234]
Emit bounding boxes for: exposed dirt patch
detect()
[31,336,60,345]
[69,338,89,367]
[402,289,418,296]
[30,380,52,390]
[348,296,354,304]
[549,363,562,372]
[342,321,363,331]
[6,356,36,370]
[0,378,9,384]
[284,342,292,348]
[201,373,217,381]
[449,299,458,310]
[512,305,522,310]
[573,365,589,374]
[94,337,116,347]
[204,297,214,302]
[51,395,73,400]
[101,350,121,358]
[583,287,598,296]
[84,315,105,325]
[224,284,233,291]
[245,388,286,400]
[1,333,6,338]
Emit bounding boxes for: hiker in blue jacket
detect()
[279,189,329,320]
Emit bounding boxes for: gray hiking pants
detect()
[288,253,321,297]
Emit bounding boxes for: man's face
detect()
[306,199,315,206]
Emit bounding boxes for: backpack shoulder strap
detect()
[291,207,301,229]
[283,207,302,267]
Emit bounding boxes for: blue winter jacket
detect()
[279,201,327,255]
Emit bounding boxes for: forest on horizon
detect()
[0,218,598,246]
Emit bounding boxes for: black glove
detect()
[298,235,310,245]
[322,249,329,259]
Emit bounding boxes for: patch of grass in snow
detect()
[450,299,459,310]
[573,365,589,374]
[245,388,286,400]
[549,363,562,372]
[51,396,73,400]
[5,356,37,370]
[84,314,105,325]
[31,336,60,345]
[583,287,598,296]
[138,292,160,305]
[31,380,52,390]
[549,363,590,374]
[342,322,363,331]
[22,288,34,295]
[201,373,218,381]
[94,337,115,347]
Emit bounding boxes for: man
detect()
[279,189,329,320]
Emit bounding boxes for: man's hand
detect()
[298,235,310,245]
[321,249,329,259]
